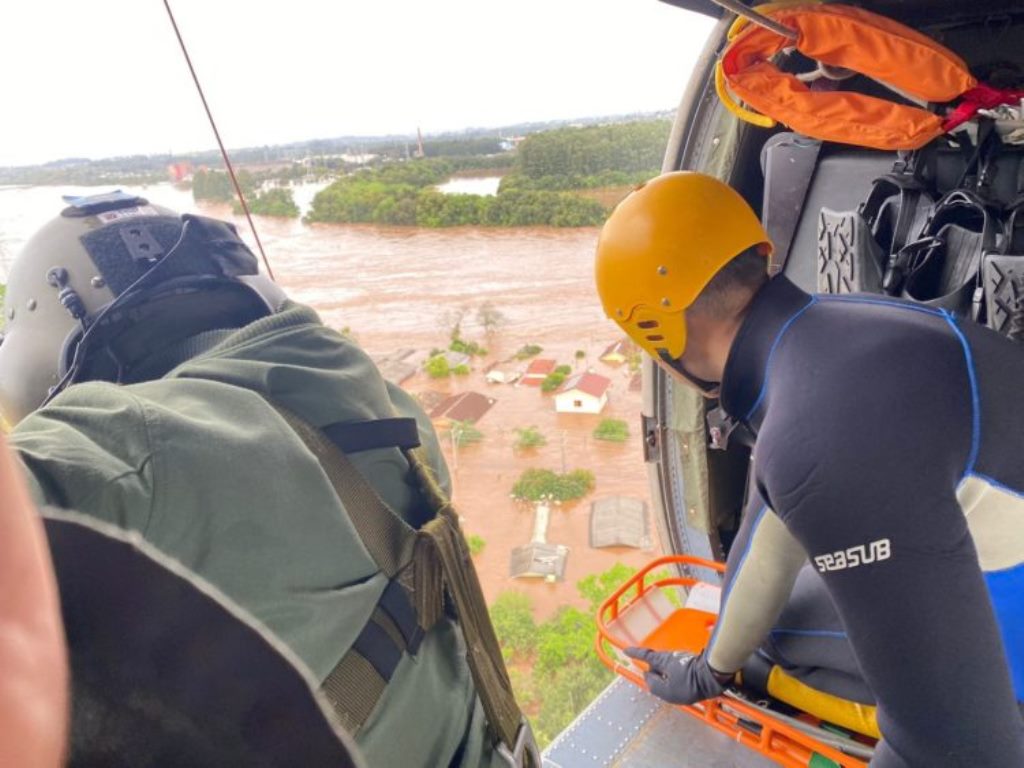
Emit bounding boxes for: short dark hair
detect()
[688,247,768,320]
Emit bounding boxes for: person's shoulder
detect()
[15,381,148,434]
[777,296,965,402]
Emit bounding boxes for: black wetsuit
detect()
[706,276,1024,766]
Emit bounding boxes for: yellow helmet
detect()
[594,172,772,362]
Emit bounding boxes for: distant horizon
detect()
[3,108,676,171]
[0,2,711,169]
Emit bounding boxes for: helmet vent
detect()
[646,334,664,342]
[637,320,659,329]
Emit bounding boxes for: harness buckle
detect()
[496,718,541,768]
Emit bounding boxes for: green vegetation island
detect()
[307,120,668,228]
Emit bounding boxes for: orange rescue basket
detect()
[595,555,872,768]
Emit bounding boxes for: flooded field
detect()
[1,182,657,619]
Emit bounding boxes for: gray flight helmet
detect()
[0,192,285,425]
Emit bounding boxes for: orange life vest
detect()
[717,4,978,150]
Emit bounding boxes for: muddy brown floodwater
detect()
[1,183,660,621]
[265,220,661,620]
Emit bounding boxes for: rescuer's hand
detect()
[623,647,730,705]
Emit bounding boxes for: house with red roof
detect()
[554,372,611,414]
[429,391,497,425]
[520,358,556,387]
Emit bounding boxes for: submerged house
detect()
[484,361,521,385]
[521,358,556,387]
[599,339,637,366]
[509,543,569,582]
[589,497,651,549]
[554,372,611,414]
[429,391,497,426]
[373,348,418,385]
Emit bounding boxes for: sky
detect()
[0,1,715,167]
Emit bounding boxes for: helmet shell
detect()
[594,172,772,361]
[0,195,282,425]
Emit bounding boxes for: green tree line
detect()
[232,187,299,218]
[307,170,605,228]
[192,168,256,202]
[512,120,671,186]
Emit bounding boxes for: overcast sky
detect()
[0,1,714,167]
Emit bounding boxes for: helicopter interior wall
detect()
[781,149,894,293]
[782,142,1024,293]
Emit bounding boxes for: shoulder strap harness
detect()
[272,405,540,768]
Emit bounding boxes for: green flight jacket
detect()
[12,304,499,768]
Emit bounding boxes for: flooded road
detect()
[0,182,657,618]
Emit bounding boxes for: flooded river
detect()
[0,182,656,618]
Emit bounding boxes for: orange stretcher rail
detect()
[595,555,871,768]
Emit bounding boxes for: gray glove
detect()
[623,647,731,705]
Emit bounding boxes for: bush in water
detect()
[449,420,483,447]
[513,426,547,451]
[593,419,629,443]
[424,355,450,379]
[510,468,594,502]
[540,371,567,392]
[467,534,487,557]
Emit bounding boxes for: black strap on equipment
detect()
[861,148,936,296]
[322,417,420,454]
[950,118,1002,203]
[897,188,1003,319]
[271,404,539,766]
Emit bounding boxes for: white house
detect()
[554,372,611,414]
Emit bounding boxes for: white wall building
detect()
[554,372,611,414]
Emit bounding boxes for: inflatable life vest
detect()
[715,3,1024,150]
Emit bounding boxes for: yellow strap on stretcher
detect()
[765,665,881,739]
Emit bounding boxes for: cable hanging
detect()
[162,0,276,281]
